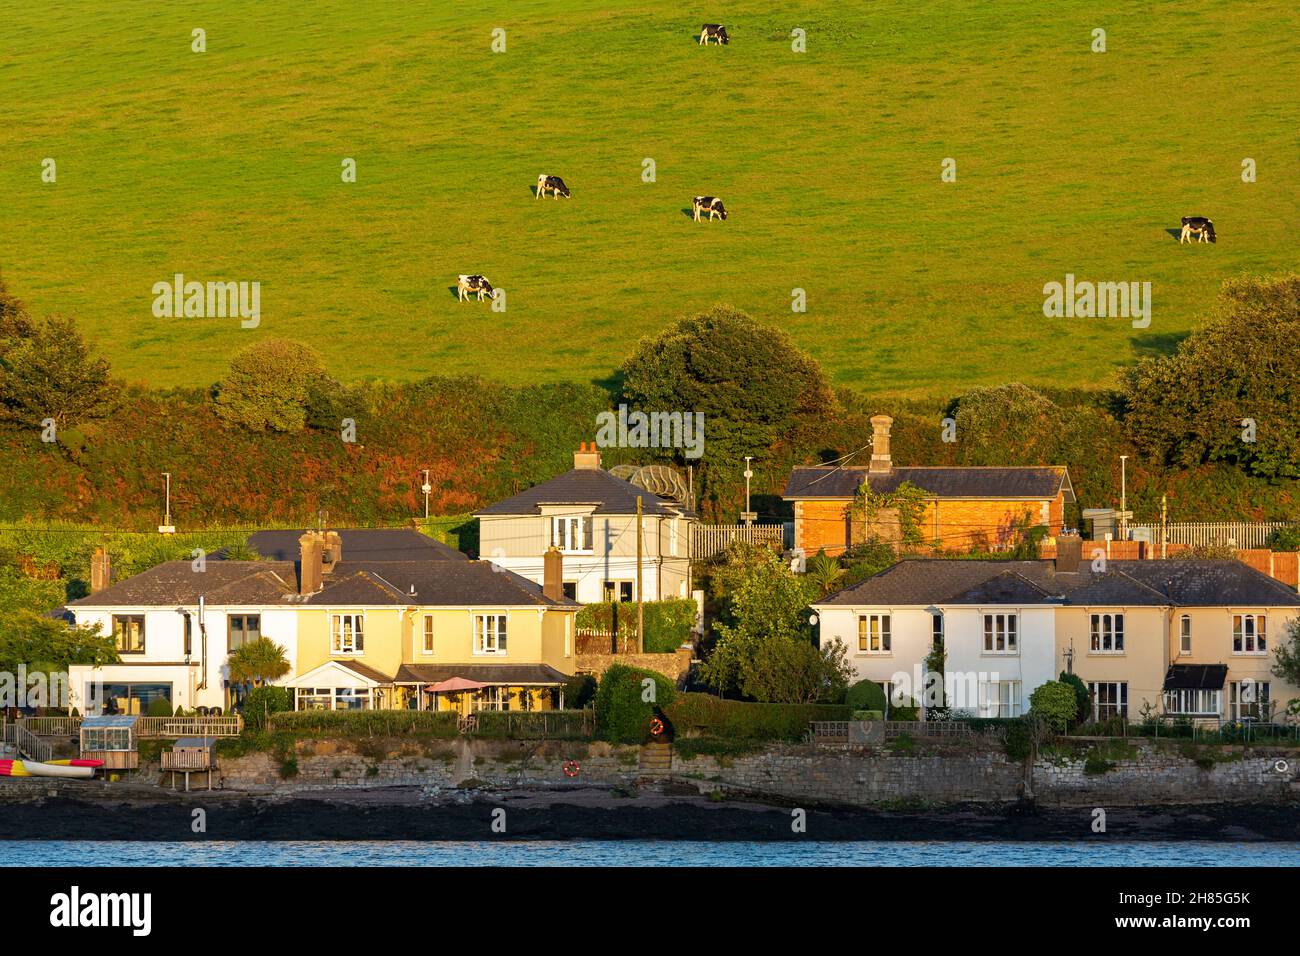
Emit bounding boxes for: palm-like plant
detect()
[228,636,291,687]
[804,551,845,597]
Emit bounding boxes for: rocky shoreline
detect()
[2,783,1297,842]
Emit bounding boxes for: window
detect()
[1232,614,1267,654]
[422,615,434,654]
[227,614,261,652]
[296,687,332,711]
[857,614,891,654]
[982,613,1017,654]
[552,515,593,553]
[475,614,508,655]
[1179,615,1191,655]
[1229,681,1270,721]
[333,688,370,711]
[931,613,944,648]
[603,580,634,603]
[1089,613,1124,653]
[112,615,146,654]
[1164,688,1221,717]
[1088,681,1128,721]
[562,582,577,600]
[981,680,1020,718]
[331,613,365,653]
[475,686,511,712]
[89,681,171,716]
[183,614,193,657]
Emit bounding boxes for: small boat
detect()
[0,758,103,779]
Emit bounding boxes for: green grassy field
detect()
[2,0,1297,397]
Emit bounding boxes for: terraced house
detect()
[67,529,579,716]
[784,415,1074,555]
[812,536,1300,723]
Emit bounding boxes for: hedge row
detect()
[576,599,695,654]
[268,710,460,737]
[666,693,852,741]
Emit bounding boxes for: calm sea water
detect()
[3,840,1298,867]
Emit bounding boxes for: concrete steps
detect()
[639,741,673,775]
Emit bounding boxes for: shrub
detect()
[593,664,676,743]
[1266,526,1300,552]
[1029,681,1077,732]
[576,599,695,653]
[267,709,459,737]
[562,673,597,710]
[1003,717,1034,761]
[845,679,887,713]
[213,338,330,432]
[145,697,173,718]
[665,692,851,741]
[241,685,293,731]
[1058,671,1090,723]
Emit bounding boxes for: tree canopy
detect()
[213,338,331,432]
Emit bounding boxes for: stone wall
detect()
[575,647,693,682]
[1031,749,1297,805]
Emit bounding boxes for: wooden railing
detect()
[14,724,52,762]
[18,717,82,737]
[1128,521,1295,549]
[693,523,786,561]
[161,750,214,771]
[135,716,243,739]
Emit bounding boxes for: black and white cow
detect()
[1180,216,1216,244]
[700,24,730,45]
[536,174,571,199]
[457,274,495,301]
[692,196,728,221]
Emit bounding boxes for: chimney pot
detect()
[298,531,324,595]
[574,443,602,470]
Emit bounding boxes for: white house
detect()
[475,444,695,604]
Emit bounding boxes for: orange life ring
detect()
[648,716,665,737]
[562,760,581,778]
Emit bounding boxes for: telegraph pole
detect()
[741,456,756,526]
[1160,494,1168,560]
[636,495,645,653]
[1118,455,1131,540]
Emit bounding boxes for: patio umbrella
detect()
[424,677,488,694]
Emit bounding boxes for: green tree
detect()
[1059,671,1090,723]
[213,338,331,432]
[1124,274,1300,479]
[227,636,291,687]
[0,312,119,431]
[619,305,839,465]
[803,550,845,596]
[1272,618,1300,691]
[593,664,676,743]
[0,610,120,676]
[1029,680,1077,732]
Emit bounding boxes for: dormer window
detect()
[552,516,593,553]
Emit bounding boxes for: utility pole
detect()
[1118,455,1131,540]
[421,469,432,520]
[1160,494,1168,560]
[635,495,644,653]
[740,456,756,526]
[159,473,175,534]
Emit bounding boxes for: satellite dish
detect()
[608,463,690,504]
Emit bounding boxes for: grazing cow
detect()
[700,24,730,45]
[1180,216,1216,243]
[457,274,495,301]
[692,196,728,221]
[536,175,571,199]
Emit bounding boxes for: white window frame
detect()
[1088,681,1128,721]
[1163,688,1222,717]
[981,680,1021,718]
[474,614,508,656]
[330,613,364,655]
[857,613,891,654]
[551,515,593,554]
[1232,614,1267,655]
[1089,612,1124,654]
[1179,615,1191,656]
[421,614,434,655]
[1229,680,1270,721]
[982,613,1018,655]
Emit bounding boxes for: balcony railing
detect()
[134,716,243,738]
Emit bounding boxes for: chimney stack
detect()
[573,441,602,470]
[543,546,564,601]
[321,530,342,573]
[90,547,111,594]
[299,531,323,595]
[1055,533,1083,574]
[869,414,894,474]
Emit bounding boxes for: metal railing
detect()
[18,717,82,737]
[1129,521,1294,549]
[693,523,786,561]
[134,716,243,739]
[14,724,52,762]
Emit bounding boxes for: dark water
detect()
[4,840,1298,867]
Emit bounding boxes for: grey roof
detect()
[70,559,578,610]
[82,715,140,729]
[1164,664,1228,690]
[246,528,467,562]
[784,466,1073,501]
[477,468,685,516]
[817,558,1300,608]
[335,660,396,683]
[394,663,571,686]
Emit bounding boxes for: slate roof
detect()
[335,660,397,684]
[394,663,571,685]
[246,528,467,562]
[816,558,1300,608]
[476,468,686,516]
[70,559,578,609]
[784,465,1073,501]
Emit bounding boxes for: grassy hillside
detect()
[2,1,1297,397]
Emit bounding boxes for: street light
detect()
[420,469,432,519]
[740,456,757,526]
[159,473,176,534]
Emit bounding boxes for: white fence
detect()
[1128,521,1294,549]
[693,523,786,561]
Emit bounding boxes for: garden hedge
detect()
[666,693,851,741]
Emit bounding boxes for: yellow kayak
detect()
[0,758,102,779]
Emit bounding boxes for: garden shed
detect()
[79,714,140,770]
